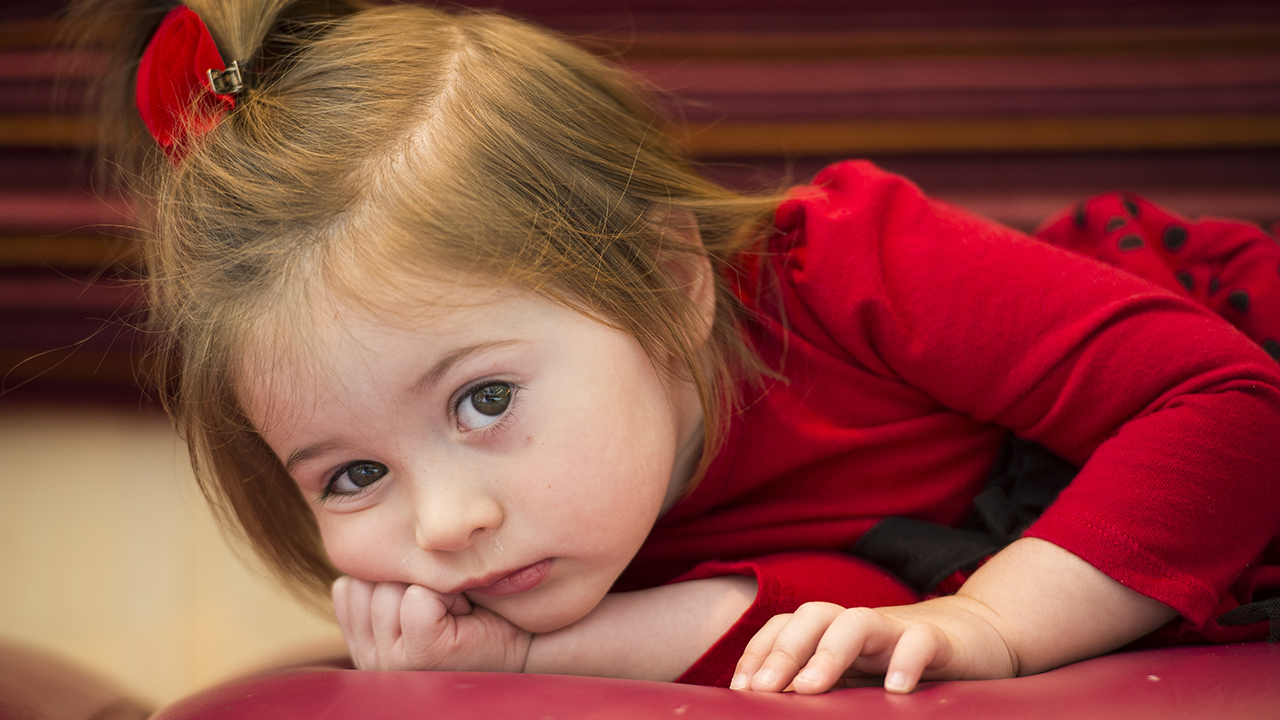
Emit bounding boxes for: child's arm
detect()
[733,537,1176,694]
[332,574,758,680]
[523,576,758,680]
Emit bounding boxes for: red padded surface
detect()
[154,642,1279,719]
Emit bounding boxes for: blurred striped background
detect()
[2,0,1279,406]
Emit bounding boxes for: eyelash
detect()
[452,379,522,436]
[319,463,378,505]
[316,380,522,504]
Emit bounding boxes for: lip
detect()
[461,559,552,598]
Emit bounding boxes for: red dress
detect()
[613,161,1280,687]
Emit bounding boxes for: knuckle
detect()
[767,646,803,666]
[373,581,406,598]
[794,601,842,619]
[745,615,792,651]
[845,606,881,620]
[402,584,430,607]
[842,607,890,629]
[914,623,946,651]
[811,645,843,663]
[742,637,774,658]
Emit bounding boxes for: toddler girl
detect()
[75,0,1280,695]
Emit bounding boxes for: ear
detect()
[656,209,716,346]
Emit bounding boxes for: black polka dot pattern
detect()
[1118,234,1144,251]
[1163,226,1188,251]
[1229,289,1251,313]
[1041,193,1280,370]
[1264,339,1280,361]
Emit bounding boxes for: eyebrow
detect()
[285,440,348,474]
[283,339,523,474]
[408,339,522,394]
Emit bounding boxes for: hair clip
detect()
[136,5,241,163]
[207,61,244,96]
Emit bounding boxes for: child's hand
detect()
[731,598,1012,694]
[732,538,1177,695]
[332,576,532,672]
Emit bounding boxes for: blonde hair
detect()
[71,0,782,603]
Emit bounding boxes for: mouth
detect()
[461,559,552,598]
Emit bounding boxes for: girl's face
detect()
[245,285,705,633]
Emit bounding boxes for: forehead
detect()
[237,279,541,432]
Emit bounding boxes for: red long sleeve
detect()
[619,161,1280,685]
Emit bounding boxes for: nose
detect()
[413,482,504,553]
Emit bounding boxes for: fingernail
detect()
[885,671,910,693]
[795,668,821,686]
[729,673,749,690]
[752,668,777,688]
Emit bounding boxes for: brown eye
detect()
[457,382,516,432]
[324,460,387,498]
[346,461,386,488]
[470,383,512,416]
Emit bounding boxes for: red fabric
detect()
[1037,193,1280,362]
[136,5,236,161]
[612,161,1280,685]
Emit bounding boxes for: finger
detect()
[750,602,844,692]
[400,585,449,664]
[790,607,895,695]
[883,623,946,693]
[343,577,378,670]
[731,614,791,690]
[370,582,409,668]
[331,576,355,663]
[443,592,472,616]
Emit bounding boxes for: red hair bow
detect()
[136,5,240,162]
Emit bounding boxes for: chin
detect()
[487,593,596,635]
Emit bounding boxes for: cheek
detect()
[315,511,407,580]
[522,411,674,547]
[539,409,665,485]
[545,365,675,514]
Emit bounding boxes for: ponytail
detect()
[64,0,367,176]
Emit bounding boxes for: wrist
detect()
[931,594,1020,678]
[874,595,1018,680]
